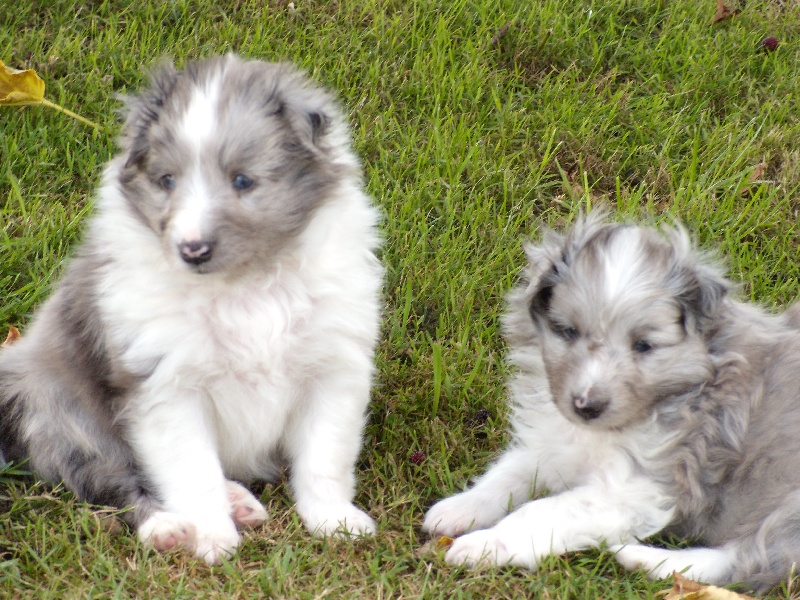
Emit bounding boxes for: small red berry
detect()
[760,36,779,52]
[409,451,426,465]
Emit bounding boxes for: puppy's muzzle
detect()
[178,240,214,265]
[572,393,609,421]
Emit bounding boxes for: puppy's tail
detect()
[0,328,161,528]
[729,492,800,593]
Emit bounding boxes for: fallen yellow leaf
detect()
[0,61,45,106]
[2,326,21,347]
[414,535,455,559]
[436,536,454,549]
[0,59,103,131]
[660,572,757,600]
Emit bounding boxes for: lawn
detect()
[2,0,800,597]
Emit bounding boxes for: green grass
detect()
[2,0,800,597]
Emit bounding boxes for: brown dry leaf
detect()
[2,326,21,347]
[746,162,767,184]
[740,162,767,196]
[491,21,513,45]
[90,510,124,536]
[712,0,739,23]
[660,572,757,600]
[0,61,45,106]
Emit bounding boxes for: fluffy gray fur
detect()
[423,211,800,592]
[0,253,158,519]
[514,213,800,591]
[0,55,380,558]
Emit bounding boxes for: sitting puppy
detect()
[0,54,382,563]
[424,212,800,592]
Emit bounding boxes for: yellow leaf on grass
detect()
[0,61,45,106]
[660,572,757,600]
[2,326,21,347]
[436,536,454,549]
[414,535,455,559]
[0,59,103,131]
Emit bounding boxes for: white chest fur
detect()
[88,159,381,481]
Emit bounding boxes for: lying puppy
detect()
[424,212,800,592]
[0,54,382,563]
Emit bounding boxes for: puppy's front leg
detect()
[130,391,239,563]
[423,446,541,537]
[286,377,376,537]
[444,479,673,570]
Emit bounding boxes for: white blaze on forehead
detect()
[601,229,648,301]
[172,77,221,244]
[180,75,221,149]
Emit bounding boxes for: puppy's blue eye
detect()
[556,325,580,341]
[159,174,177,191]
[233,174,254,191]
[633,340,652,353]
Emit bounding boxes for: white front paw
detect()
[612,543,729,583]
[301,503,376,537]
[193,517,241,564]
[138,511,198,553]
[611,543,643,569]
[445,528,516,568]
[423,492,499,537]
[614,543,682,579]
[137,511,240,564]
[444,521,542,571]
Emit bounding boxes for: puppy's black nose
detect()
[178,241,214,265]
[572,394,608,421]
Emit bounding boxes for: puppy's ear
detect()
[270,65,336,156]
[525,210,611,319]
[283,101,331,146]
[119,59,180,171]
[664,226,731,334]
[525,234,567,320]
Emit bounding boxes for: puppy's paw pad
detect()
[232,503,269,529]
[226,480,268,529]
[138,512,197,553]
